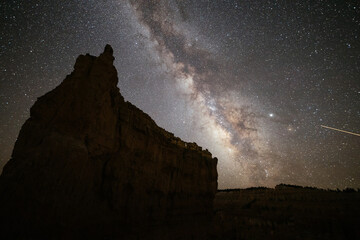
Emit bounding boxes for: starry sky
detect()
[1,0,359,189]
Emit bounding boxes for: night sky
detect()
[1,0,359,189]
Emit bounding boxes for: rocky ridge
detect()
[0,45,218,239]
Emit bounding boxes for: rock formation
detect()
[214,187,360,239]
[0,45,218,239]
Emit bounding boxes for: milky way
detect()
[1,0,359,189]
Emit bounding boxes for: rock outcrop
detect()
[0,45,218,239]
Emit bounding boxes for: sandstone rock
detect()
[0,45,218,239]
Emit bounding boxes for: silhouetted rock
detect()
[0,45,218,239]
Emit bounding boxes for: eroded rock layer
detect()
[0,45,217,239]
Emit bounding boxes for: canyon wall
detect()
[0,45,217,239]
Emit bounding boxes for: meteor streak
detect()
[321,125,360,137]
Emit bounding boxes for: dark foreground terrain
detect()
[213,185,360,240]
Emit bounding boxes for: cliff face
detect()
[0,45,217,239]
